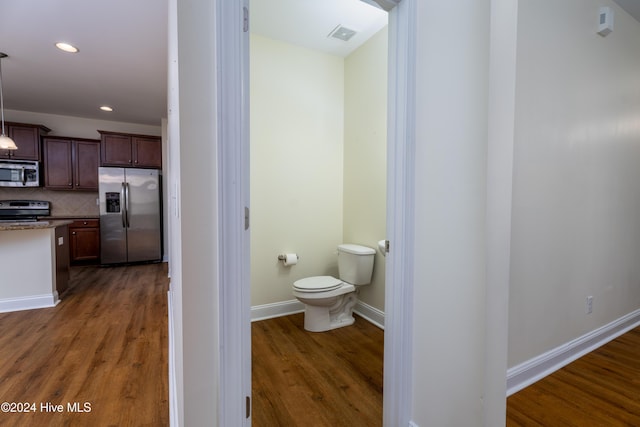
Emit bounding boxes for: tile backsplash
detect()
[0,188,99,217]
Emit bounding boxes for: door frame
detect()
[217,0,252,425]
[383,1,416,425]
[216,0,416,425]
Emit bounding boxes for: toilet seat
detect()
[293,276,343,293]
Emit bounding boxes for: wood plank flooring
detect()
[252,313,383,427]
[507,327,640,426]
[0,263,169,427]
[13,263,640,426]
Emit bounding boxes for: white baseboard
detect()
[0,293,59,313]
[354,301,385,329]
[251,300,304,322]
[507,308,640,396]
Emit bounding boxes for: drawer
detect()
[70,219,99,228]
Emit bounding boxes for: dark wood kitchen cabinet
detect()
[43,137,100,190]
[69,219,100,264]
[0,122,50,160]
[99,130,162,168]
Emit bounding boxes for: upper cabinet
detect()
[99,130,162,168]
[43,137,100,191]
[0,122,50,161]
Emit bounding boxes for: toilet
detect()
[293,243,375,332]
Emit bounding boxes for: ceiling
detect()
[251,0,387,57]
[613,0,640,24]
[3,1,639,129]
[0,0,386,128]
[0,0,168,126]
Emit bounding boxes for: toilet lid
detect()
[293,276,343,292]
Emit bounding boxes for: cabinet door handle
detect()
[83,221,87,225]
[72,232,76,235]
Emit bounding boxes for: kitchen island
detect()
[0,220,72,312]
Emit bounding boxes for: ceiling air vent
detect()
[328,25,357,42]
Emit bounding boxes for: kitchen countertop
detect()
[40,216,100,220]
[0,220,73,231]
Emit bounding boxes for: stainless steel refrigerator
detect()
[99,167,162,264]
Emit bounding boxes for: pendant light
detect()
[0,52,17,151]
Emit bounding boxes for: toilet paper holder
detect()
[277,254,299,261]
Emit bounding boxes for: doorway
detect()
[249,0,389,424]
[214,0,416,425]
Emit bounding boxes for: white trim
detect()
[221,0,415,424]
[507,308,640,396]
[354,301,385,329]
[0,293,59,313]
[251,300,304,322]
[384,0,416,426]
[483,0,518,424]
[167,290,179,427]
[217,0,251,425]
[166,0,182,423]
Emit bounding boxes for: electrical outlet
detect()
[586,296,593,314]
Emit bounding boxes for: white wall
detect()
[250,29,389,310]
[250,34,344,306]
[411,0,490,425]
[509,0,640,367]
[343,27,388,311]
[173,0,510,425]
[174,0,219,424]
[0,228,55,299]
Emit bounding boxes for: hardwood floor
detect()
[0,263,169,427]
[507,327,640,426]
[252,313,383,427]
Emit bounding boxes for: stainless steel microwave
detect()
[0,160,40,187]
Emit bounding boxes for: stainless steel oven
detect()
[0,200,50,222]
[0,160,40,187]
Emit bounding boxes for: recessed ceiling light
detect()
[55,42,79,53]
[100,106,114,112]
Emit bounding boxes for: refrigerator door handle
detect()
[121,182,127,228]
[125,182,131,228]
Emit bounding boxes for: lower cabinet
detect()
[69,219,100,264]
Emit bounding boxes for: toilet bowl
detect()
[293,276,357,332]
[292,244,375,332]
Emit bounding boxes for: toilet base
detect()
[302,292,358,332]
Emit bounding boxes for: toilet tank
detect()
[337,244,376,285]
